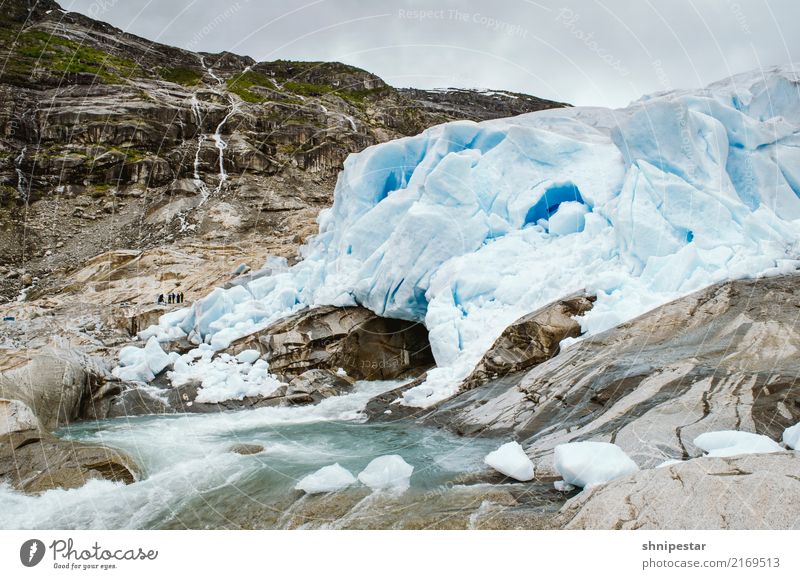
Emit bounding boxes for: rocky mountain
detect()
[0,0,566,304]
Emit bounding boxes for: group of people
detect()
[157,292,185,305]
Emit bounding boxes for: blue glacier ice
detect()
[124,65,800,407]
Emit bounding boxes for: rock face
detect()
[557,453,800,530]
[422,275,800,474]
[461,294,594,391]
[0,428,138,493]
[229,306,434,381]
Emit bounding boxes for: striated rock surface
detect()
[229,306,434,381]
[557,453,800,530]
[421,275,800,474]
[461,294,595,391]
[0,398,138,494]
[0,428,138,493]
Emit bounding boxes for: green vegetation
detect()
[226,70,276,103]
[158,66,203,86]
[0,26,140,85]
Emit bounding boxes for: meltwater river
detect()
[0,380,500,529]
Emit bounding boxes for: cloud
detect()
[61,0,798,107]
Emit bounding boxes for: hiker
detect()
[168,293,174,304]
[157,294,164,304]
[179,292,184,304]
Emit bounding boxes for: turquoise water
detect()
[0,381,498,529]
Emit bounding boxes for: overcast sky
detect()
[60,0,798,107]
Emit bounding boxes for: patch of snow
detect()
[357,455,414,492]
[554,441,639,488]
[655,459,684,469]
[483,441,535,481]
[694,430,783,457]
[295,463,357,494]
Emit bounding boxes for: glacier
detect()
[124,65,800,407]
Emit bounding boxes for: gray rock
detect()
[0,399,40,436]
[286,369,353,399]
[228,306,434,381]
[556,452,800,529]
[0,349,92,430]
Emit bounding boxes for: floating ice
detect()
[295,463,357,494]
[694,430,783,457]
[129,65,800,407]
[784,423,800,450]
[483,441,535,481]
[554,441,639,488]
[357,455,414,492]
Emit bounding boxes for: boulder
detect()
[229,444,264,455]
[228,306,434,381]
[0,429,138,494]
[461,294,594,391]
[0,349,93,429]
[556,452,800,529]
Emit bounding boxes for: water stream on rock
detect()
[0,380,499,529]
[199,57,237,193]
[14,146,28,201]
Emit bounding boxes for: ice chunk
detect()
[655,459,684,469]
[554,441,639,488]
[112,336,172,383]
[357,455,414,492]
[553,480,575,492]
[784,423,800,450]
[235,349,261,364]
[547,201,589,236]
[168,353,283,403]
[483,441,535,481]
[295,463,357,494]
[694,430,783,457]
